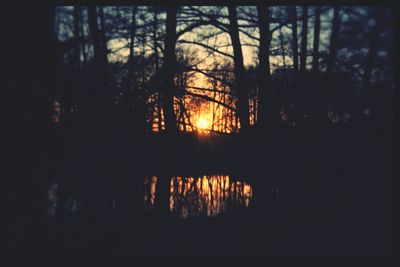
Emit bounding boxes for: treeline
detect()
[54,5,394,134]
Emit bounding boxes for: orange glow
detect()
[150,70,244,134]
[144,175,253,218]
[144,176,158,210]
[196,117,210,131]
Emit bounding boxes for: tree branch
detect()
[177,40,234,59]
[185,90,236,112]
[186,85,236,97]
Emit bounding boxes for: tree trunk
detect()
[300,6,308,73]
[88,6,110,119]
[129,6,137,80]
[325,6,341,124]
[311,6,324,126]
[98,7,107,54]
[290,6,299,72]
[228,6,250,132]
[162,6,179,133]
[312,6,321,72]
[62,6,81,118]
[72,6,81,69]
[88,7,108,70]
[257,5,273,129]
[326,6,340,76]
[152,9,163,132]
[79,7,87,66]
[279,27,287,73]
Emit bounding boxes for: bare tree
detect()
[326,6,340,76]
[290,6,299,71]
[88,6,108,75]
[128,6,137,80]
[257,5,273,128]
[228,6,250,132]
[162,6,179,133]
[300,6,308,72]
[72,6,81,69]
[152,7,163,132]
[312,6,321,72]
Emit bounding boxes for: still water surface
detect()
[48,174,253,220]
[44,169,392,261]
[144,175,252,218]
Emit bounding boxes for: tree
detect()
[228,6,250,132]
[312,6,321,72]
[87,6,111,120]
[88,7,108,73]
[79,7,87,66]
[162,6,179,133]
[257,5,273,128]
[290,6,299,72]
[326,6,340,76]
[72,6,81,69]
[152,7,163,131]
[128,6,138,80]
[300,6,308,73]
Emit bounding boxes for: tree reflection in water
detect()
[143,176,158,210]
[144,175,252,218]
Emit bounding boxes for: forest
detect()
[50,5,393,134]
[6,3,394,263]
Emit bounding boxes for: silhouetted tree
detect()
[326,6,340,76]
[257,5,273,129]
[79,7,87,66]
[152,7,163,132]
[128,6,137,80]
[300,6,308,73]
[228,6,250,132]
[162,6,179,133]
[290,6,299,72]
[87,6,111,120]
[312,6,321,72]
[72,6,81,69]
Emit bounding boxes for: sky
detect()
[54,6,335,71]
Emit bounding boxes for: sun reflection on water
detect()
[144,175,252,218]
[144,176,157,209]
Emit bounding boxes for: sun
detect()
[196,117,210,131]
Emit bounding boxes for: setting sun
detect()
[196,117,210,131]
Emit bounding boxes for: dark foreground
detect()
[6,124,394,263]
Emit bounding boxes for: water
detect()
[48,174,254,220]
[144,175,252,218]
[43,167,392,261]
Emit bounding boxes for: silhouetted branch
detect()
[177,40,234,59]
[184,91,236,112]
[186,86,236,97]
